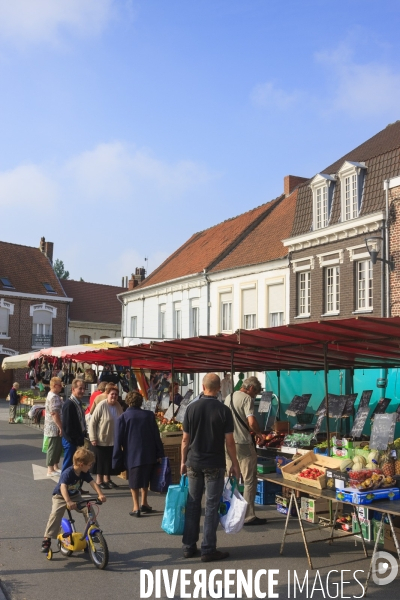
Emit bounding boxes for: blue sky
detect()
[0,0,400,285]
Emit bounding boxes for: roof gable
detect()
[137,196,284,289]
[0,241,66,297]
[61,280,125,324]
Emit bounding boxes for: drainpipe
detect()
[384,180,390,317]
[203,269,210,335]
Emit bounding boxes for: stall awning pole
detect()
[277,370,281,420]
[323,343,330,456]
[231,352,235,395]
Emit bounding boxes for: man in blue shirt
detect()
[8,382,19,424]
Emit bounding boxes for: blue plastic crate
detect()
[255,491,276,505]
[257,478,282,495]
[336,487,400,505]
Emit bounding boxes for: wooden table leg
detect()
[328,500,340,545]
[293,491,314,570]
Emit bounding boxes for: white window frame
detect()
[325,266,340,314]
[174,302,182,339]
[130,316,137,337]
[241,284,257,330]
[0,298,14,338]
[297,271,311,317]
[219,289,233,333]
[356,260,373,311]
[190,301,199,337]
[80,335,92,344]
[310,173,335,231]
[338,161,366,223]
[266,279,285,328]
[159,304,166,339]
[30,303,56,346]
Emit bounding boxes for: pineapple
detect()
[381,452,396,477]
[395,450,400,475]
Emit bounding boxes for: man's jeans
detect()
[61,438,77,472]
[182,467,225,555]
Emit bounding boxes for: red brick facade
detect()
[389,183,400,316]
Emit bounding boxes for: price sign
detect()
[161,394,170,410]
[313,409,326,437]
[341,394,358,418]
[371,398,391,420]
[285,394,311,417]
[163,403,180,421]
[370,413,397,450]
[142,400,157,413]
[258,391,272,413]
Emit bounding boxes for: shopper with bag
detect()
[112,391,164,517]
[224,376,266,526]
[43,377,64,476]
[181,373,240,562]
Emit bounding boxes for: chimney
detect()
[39,236,45,253]
[284,175,309,197]
[44,241,54,263]
[127,268,146,290]
[128,275,138,290]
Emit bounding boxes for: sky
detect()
[0,0,400,285]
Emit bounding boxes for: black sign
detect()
[258,391,273,414]
[359,390,373,409]
[285,394,311,417]
[349,390,373,438]
[371,397,391,420]
[370,413,397,450]
[313,409,326,437]
[341,394,358,418]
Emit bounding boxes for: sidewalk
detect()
[0,400,397,599]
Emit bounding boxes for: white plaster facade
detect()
[68,321,122,345]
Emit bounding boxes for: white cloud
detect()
[250,81,300,109]
[64,141,215,203]
[0,163,58,208]
[0,0,115,45]
[316,42,400,117]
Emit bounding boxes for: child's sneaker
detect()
[41,538,51,553]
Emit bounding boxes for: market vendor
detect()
[8,382,20,424]
[169,382,183,407]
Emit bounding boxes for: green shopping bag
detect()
[42,436,49,453]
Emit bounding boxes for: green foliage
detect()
[54,259,70,280]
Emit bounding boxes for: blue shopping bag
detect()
[161,475,189,535]
[150,457,172,493]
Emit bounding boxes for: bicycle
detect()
[46,498,109,569]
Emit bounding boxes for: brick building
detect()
[283,122,400,323]
[0,238,71,395]
[61,279,125,345]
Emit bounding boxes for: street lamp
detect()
[365,236,395,270]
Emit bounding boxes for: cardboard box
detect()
[276,502,296,516]
[301,509,330,524]
[383,523,400,554]
[301,497,330,512]
[273,421,290,434]
[352,516,372,542]
[354,506,370,520]
[331,437,354,460]
[280,450,343,489]
[372,519,384,546]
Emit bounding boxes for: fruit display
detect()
[257,432,286,448]
[298,467,324,480]
[339,458,354,472]
[381,451,396,477]
[347,468,392,490]
[155,412,183,433]
[395,450,400,475]
[282,433,314,448]
[351,455,367,471]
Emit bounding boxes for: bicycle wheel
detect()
[88,531,109,569]
[46,549,53,561]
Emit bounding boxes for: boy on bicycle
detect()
[41,447,106,552]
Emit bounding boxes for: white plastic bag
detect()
[219,477,248,534]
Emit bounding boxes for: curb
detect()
[0,581,10,600]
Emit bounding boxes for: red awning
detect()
[57,316,400,372]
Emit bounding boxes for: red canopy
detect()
[61,316,400,373]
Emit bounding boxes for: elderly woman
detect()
[113,391,164,517]
[8,382,20,424]
[44,377,64,475]
[89,386,123,489]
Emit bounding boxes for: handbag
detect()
[161,475,189,535]
[42,436,49,453]
[150,457,172,493]
[219,477,248,534]
[229,394,257,449]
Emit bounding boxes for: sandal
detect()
[41,538,51,553]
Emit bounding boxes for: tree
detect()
[53,259,70,280]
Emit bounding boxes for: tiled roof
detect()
[0,241,67,297]
[291,122,400,237]
[210,190,297,272]
[61,280,125,324]
[138,196,285,288]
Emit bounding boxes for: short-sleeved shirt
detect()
[224,391,254,445]
[183,395,234,469]
[53,466,93,496]
[44,391,64,437]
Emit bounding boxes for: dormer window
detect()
[0,277,14,289]
[338,161,366,222]
[42,282,56,294]
[310,174,336,230]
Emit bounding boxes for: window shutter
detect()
[220,292,232,303]
[268,284,284,314]
[33,310,52,326]
[242,288,256,316]
[0,307,8,335]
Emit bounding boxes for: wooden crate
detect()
[280,450,342,490]
[161,432,183,445]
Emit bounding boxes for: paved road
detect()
[0,399,397,599]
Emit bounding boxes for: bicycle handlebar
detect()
[76,498,103,510]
